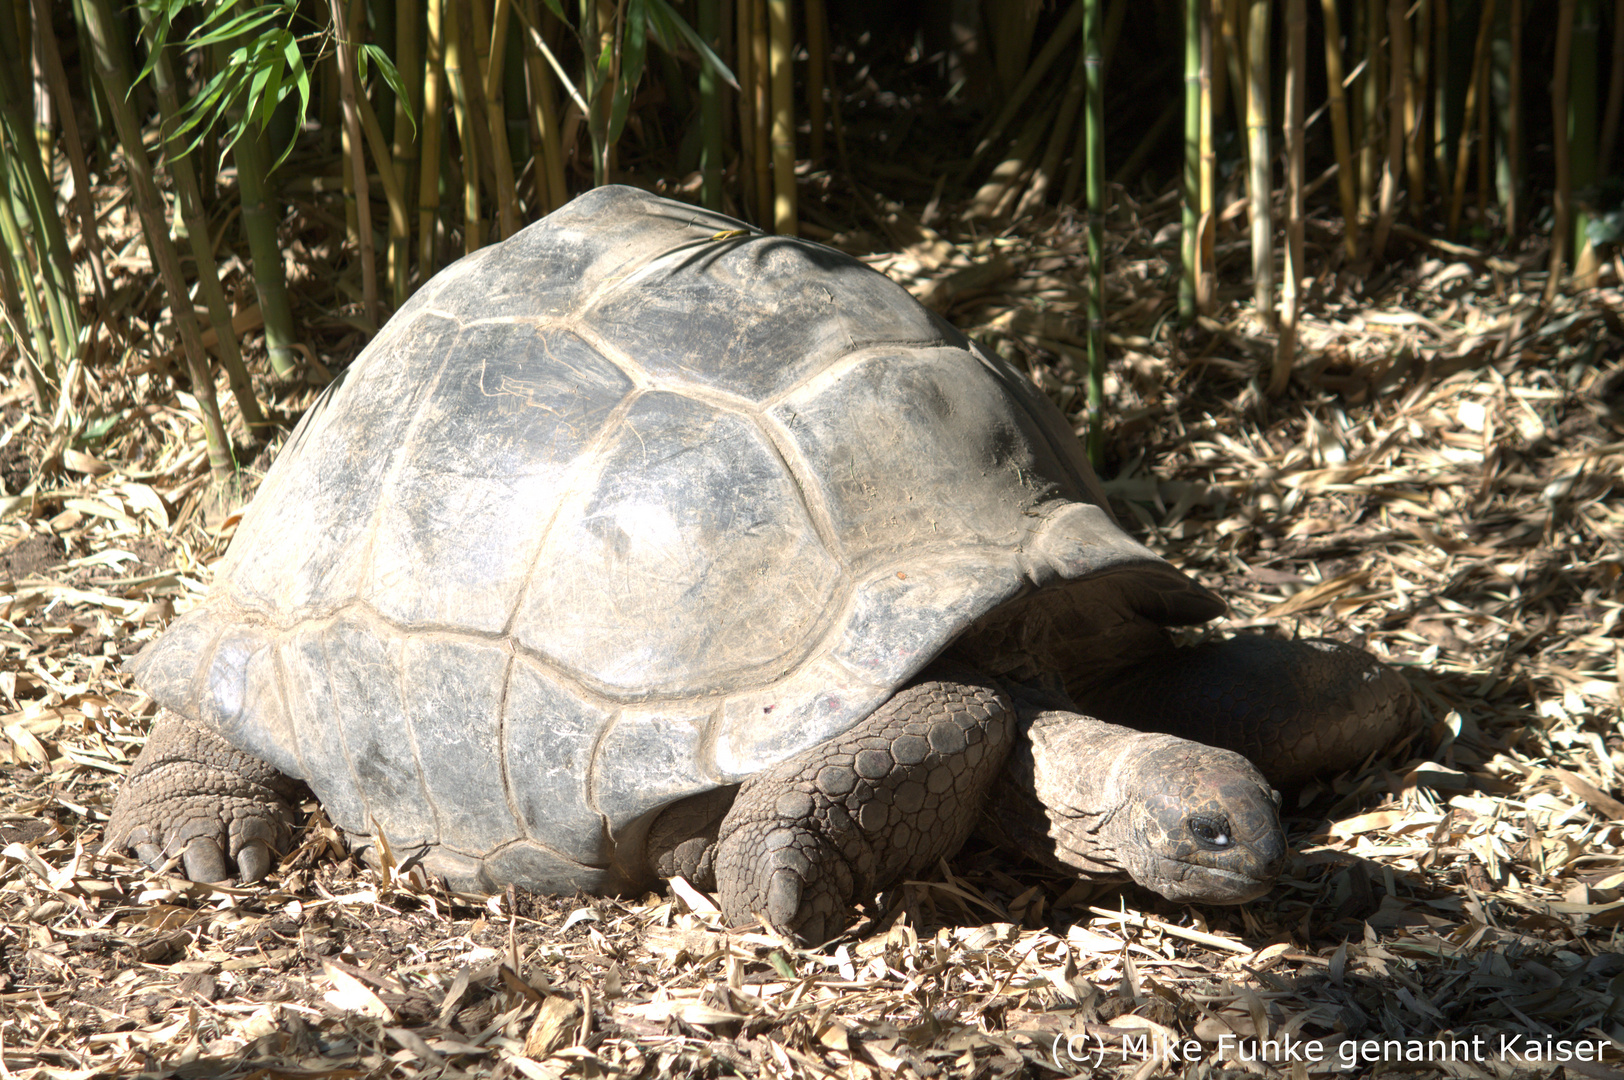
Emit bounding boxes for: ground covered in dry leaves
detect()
[2,163,1624,1079]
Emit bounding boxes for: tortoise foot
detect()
[105,710,302,883]
[713,665,1015,944]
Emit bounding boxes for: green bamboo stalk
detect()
[139,8,266,434]
[1546,0,1575,300]
[30,0,107,303]
[82,0,232,479]
[0,0,78,367]
[1083,0,1104,468]
[0,152,55,399]
[349,54,411,311]
[1181,0,1199,323]
[1321,0,1358,257]
[1246,0,1273,328]
[419,0,445,267]
[768,0,795,235]
[1198,0,1215,312]
[1358,0,1381,220]
[230,120,300,377]
[699,0,724,209]
[0,228,51,408]
[1272,0,1304,397]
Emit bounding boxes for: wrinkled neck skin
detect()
[982,690,1286,904]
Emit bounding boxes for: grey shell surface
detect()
[132,186,1224,894]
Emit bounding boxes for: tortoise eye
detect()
[1188,815,1232,848]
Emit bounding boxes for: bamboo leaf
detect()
[359,43,416,136]
[608,0,650,146]
[647,0,739,89]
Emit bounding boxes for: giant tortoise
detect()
[108,186,1415,942]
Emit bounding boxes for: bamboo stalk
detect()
[1017,41,1087,218]
[699,0,724,209]
[1272,0,1304,396]
[350,60,410,311]
[1599,0,1624,174]
[1221,0,1247,131]
[520,0,567,215]
[735,0,757,219]
[1407,0,1428,220]
[1432,0,1449,203]
[970,0,1087,170]
[1180,0,1200,323]
[1546,0,1575,300]
[329,0,378,327]
[0,227,51,408]
[768,0,795,234]
[0,152,55,399]
[752,0,771,227]
[445,0,482,251]
[1476,11,1491,225]
[1083,0,1104,468]
[230,118,300,377]
[30,0,107,303]
[391,0,420,299]
[480,0,518,239]
[1372,0,1407,259]
[0,0,78,367]
[1358,0,1381,220]
[1320,0,1358,256]
[1447,0,1496,238]
[1197,0,1216,312]
[805,0,825,163]
[1506,0,1521,239]
[419,0,445,268]
[82,0,232,479]
[139,9,266,434]
[1571,0,1600,287]
[1245,0,1273,329]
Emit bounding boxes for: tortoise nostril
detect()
[1189,815,1232,848]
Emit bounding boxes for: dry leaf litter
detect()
[2,160,1624,1080]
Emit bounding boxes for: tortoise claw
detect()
[183,837,231,882]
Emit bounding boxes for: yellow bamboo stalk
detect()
[1432,0,1449,201]
[1272,0,1304,396]
[752,0,771,227]
[1198,0,1216,312]
[1447,0,1496,238]
[768,0,796,234]
[1319,0,1357,257]
[1406,0,1427,219]
[736,0,758,219]
[1546,0,1576,300]
[1372,0,1406,259]
[521,0,567,214]
[805,0,825,162]
[390,0,418,303]
[480,0,518,238]
[419,0,444,270]
[330,0,378,326]
[444,0,482,252]
[1246,0,1273,329]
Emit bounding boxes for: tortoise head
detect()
[989,706,1286,904]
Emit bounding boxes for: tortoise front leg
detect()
[105,710,303,882]
[711,665,1016,944]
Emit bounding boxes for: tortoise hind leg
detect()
[1071,636,1417,788]
[105,709,303,883]
[712,665,1016,944]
